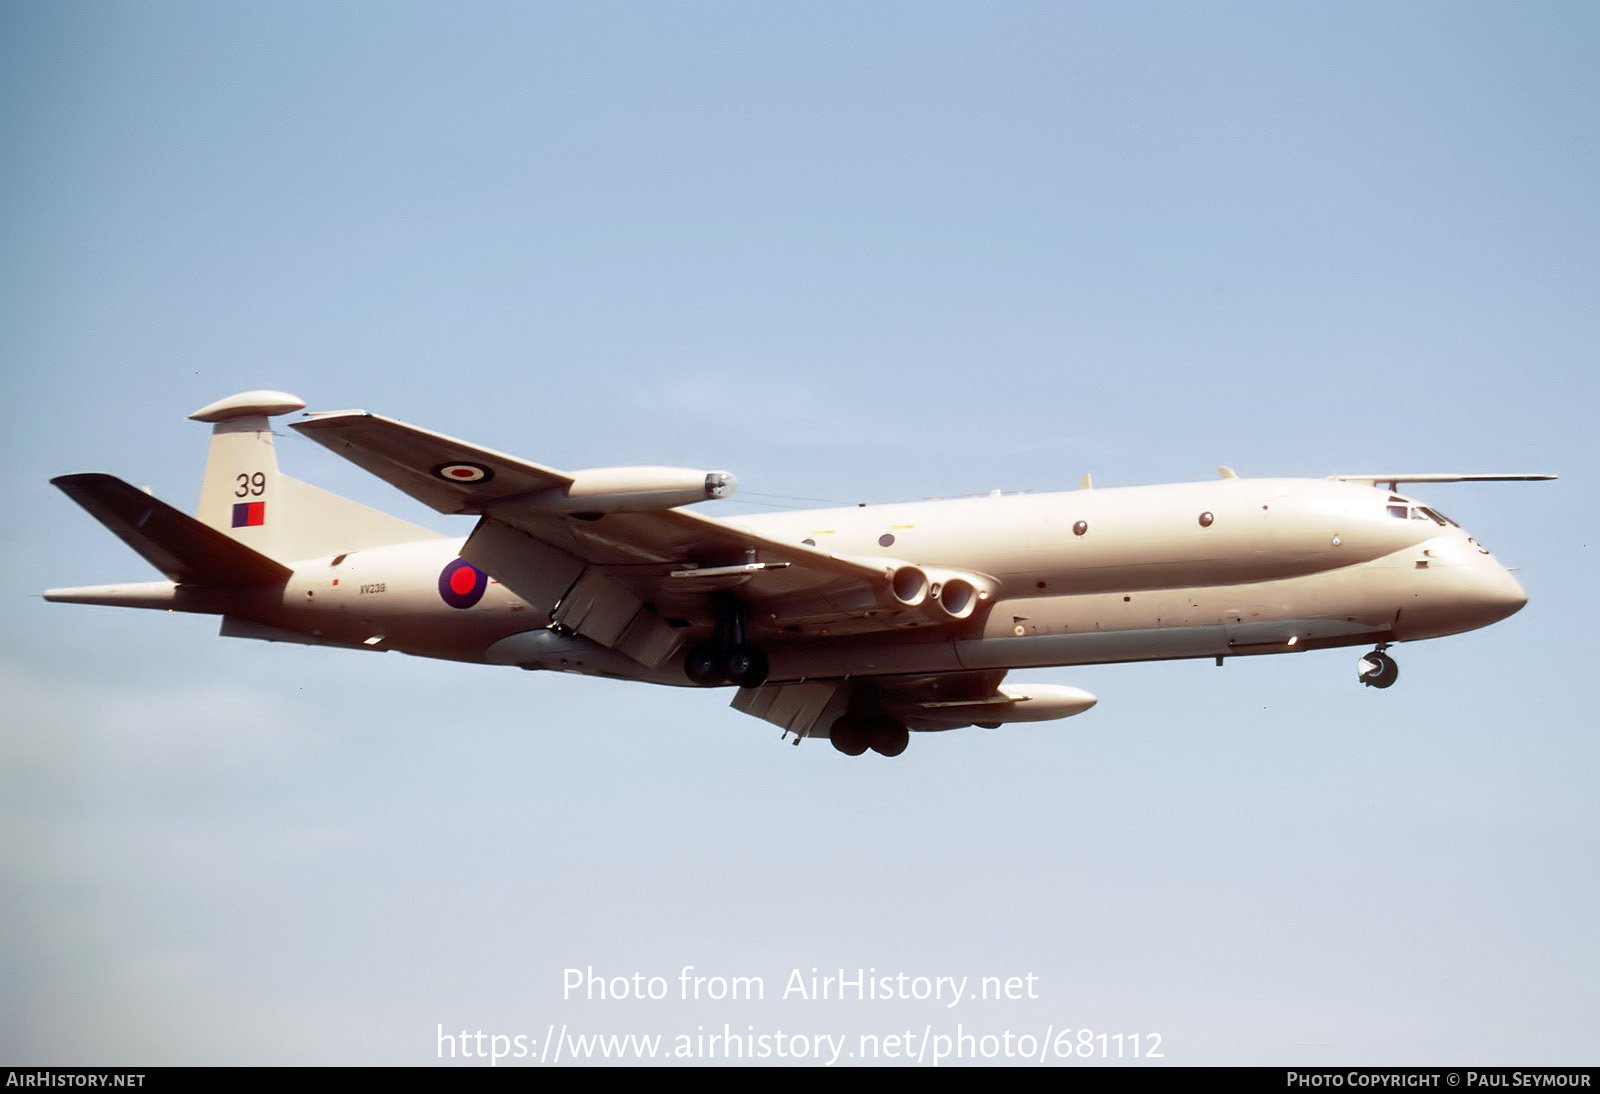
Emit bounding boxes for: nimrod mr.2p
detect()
[47,390,1551,758]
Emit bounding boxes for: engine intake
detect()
[921,567,996,622]
[887,562,929,609]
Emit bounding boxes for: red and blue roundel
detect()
[438,559,488,609]
[432,461,494,484]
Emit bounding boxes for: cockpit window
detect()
[1387,502,1457,527]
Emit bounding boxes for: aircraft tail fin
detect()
[51,473,291,586]
[190,390,442,562]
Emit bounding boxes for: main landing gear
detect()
[1357,646,1399,689]
[683,594,769,688]
[827,682,910,758]
[829,716,910,758]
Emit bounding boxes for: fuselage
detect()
[45,391,1548,757]
[195,476,1525,684]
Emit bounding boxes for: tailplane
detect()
[51,473,290,587]
[190,390,441,561]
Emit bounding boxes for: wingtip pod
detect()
[187,390,306,423]
[896,683,1098,731]
[1001,683,1099,719]
[550,466,740,512]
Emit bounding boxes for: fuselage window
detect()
[1387,505,1409,520]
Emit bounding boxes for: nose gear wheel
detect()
[1357,649,1399,689]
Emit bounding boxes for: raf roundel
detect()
[433,461,494,484]
[438,558,489,609]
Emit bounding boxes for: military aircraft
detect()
[45,390,1552,758]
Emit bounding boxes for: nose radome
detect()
[1480,564,1529,623]
[1505,573,1529,614]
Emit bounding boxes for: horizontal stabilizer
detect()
[52,473,291,586]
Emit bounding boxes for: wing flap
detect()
[731,681,851,739]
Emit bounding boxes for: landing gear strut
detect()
[683,593,769,688]
[1357,647,1399,689]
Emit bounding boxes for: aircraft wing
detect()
[1333,473,1557,486]
[291,410,575,513]
[291,411,956,660]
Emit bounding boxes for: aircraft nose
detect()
[1399,548,1531,641]
[1473,562,1528,624]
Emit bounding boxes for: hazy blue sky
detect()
[3,1,1595,1066]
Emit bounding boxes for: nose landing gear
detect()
[1357,647,1399,689]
